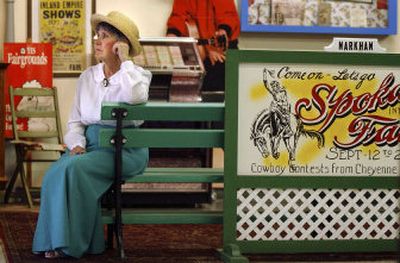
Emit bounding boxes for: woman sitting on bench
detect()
[32,11,152,259]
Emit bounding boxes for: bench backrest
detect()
[99,102,224,149]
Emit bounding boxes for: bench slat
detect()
[100,129,224,148]
[143,167,223,173]
[102,209,223,224]
[101,102,224,121]
[127,170,223,183]
[124,167,223,183]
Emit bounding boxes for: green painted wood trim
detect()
[126,167,224,183]
[224,49,241,248]
[227,50,400,66]
[9,86,18,140]
[220,244,250,263]
[12,87,55,96]
[232,176,400,189]
[100,129,224,148]
[17,131,59,138]
[126,172,223,183]
[102,210,223,224]
[101,102,225,121]
[15,111,57,118]
[52,87,64,144]
[9,86,64,144]
[235,239,400,254]
[143,167,223,173]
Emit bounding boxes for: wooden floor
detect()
[0,203,39,213]
[0,189,38,212]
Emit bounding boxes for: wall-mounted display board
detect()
[241,0,397,35]
[222,50,400,261]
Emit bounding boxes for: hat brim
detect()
[91,13,142,57]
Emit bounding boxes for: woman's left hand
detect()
[70,146,86,155]
[112,42,130,62]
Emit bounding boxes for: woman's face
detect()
[93,27,118,62]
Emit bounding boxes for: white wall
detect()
[97,0,174,37]
[1,0,400,134]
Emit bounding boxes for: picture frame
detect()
[328,0,373,3]
[28,0,96,77]
[241,0,397,35]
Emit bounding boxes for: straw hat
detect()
[91,11,142,56]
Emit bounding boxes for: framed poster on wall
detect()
[28,0,95,77]
[242,0,397,35]
[222,49,400,261]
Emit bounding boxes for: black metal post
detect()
[111,107,127,259]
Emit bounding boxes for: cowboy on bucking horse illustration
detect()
[250,68,325,165]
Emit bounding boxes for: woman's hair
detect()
[96,22,131,48]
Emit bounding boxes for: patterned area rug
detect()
[0,227,11,263]
[0,211,398,263]
[0,211,223,263]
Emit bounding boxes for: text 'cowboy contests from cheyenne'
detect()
[250,162,398,177]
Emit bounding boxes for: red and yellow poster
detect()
[38,0,86,73]
[237,63,399,176]
[3,43,53,138]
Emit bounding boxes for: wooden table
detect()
[0,63,9,189]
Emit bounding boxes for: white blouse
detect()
[64,60,152,150]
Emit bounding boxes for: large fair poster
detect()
[237,61,399,176]
[29,0,93,76]
[3,43,53,138]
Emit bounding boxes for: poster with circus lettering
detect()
[236,55,399,177]
[29,0,94,75]
[3,43,53,138]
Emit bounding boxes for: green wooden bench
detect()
[99,101,224,258]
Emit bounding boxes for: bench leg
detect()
[111,108,127,259]
[106,224,114,249]
[113,168,125,258]
[114,221,124,259]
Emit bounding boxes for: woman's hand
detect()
[70,146,86,155]
[112,42,130,62]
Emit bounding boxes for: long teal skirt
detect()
[32,125,148,258]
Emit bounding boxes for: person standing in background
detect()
[166,0,240,99]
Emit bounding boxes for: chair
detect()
[4,86,65,208]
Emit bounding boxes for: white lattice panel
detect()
[237,188,400,241]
